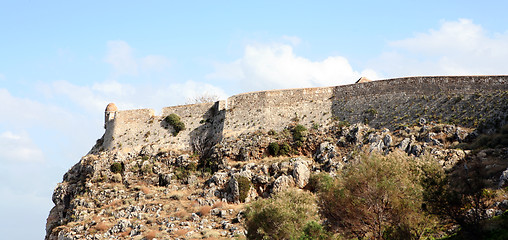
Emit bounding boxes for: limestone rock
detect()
[383,134,392,147]
[398,138,411,152]
[272,175,295,193]
[499,167,508,188]
[226,177,239,202]
[292,161,310,188]
[314,142,337,163]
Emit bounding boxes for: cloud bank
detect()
[105,40,172,77]
[0,131,44,163]
[207,43,379,92]
[371,19,508,77]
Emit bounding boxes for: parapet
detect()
[97,75,508,153]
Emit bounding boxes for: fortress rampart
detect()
[94,76,508,154]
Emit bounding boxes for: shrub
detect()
[268,142,280,156]
[141,163,153,175]
[293,124,308,143]
[298,221,330,240]
[164,113,185,136]
[307,173,333,193]
[245,189,319,240]
[237,176,251,203]
[279,142,291,156]
[110,162,123,174]
[175,166,190,180]
[318,152,435,239]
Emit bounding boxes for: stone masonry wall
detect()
[97,76,508,153]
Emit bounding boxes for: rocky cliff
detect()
[45,76,508,240]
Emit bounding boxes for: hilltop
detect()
[46,76,508,240]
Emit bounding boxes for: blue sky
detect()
[2,1,508,239]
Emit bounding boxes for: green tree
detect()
[245,189,320,240]
[319,152,435,239]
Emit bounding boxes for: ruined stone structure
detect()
[94,76,508,154]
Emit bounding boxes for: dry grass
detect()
[141,186,151,194]
[212,201,225,208]
[175,209,189,219]
[199,205,212,216]
[144,230,159,240]
[94,221,111,231]
[119,227,131,237]
[174,228,189,237]
[202,229,222,239]
[104,199,123,208]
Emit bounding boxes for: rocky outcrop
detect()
[47,120,508,240]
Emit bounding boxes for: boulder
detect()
[272,175,295,193]
[398,138,411,152]
[292,161,310,188]
[226,177,239,202]
[499,167,508,188]
[314,142,337,163]
[383,134,393,147]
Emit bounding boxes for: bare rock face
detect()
[499,167,508,188]
[272,175,295,194]
[293,161,310,188]
[314,142,337,163]
[226,176,240,203]
[49,116,506,240]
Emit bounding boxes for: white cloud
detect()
[140,55,172,72]
[51,80,110,113]
[207,43,379,92]
[0,88,74,129]
[46,78,227,115]
[92,80,136,97]
[0,131,44,163]
[370,19,508,77]
[104,41,171,77]
[105,40,138,76]
[154,80,228,105]
[281,35,302,46]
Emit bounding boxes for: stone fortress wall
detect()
[96,76,508,154]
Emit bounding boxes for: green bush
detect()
[245,189,319,240]
[307,173,333,193]
[293,124,308,143]
[298,221,331,240]
[237,176,251,203]
[279,142,291,156]
[268,142,280,156]
[164,113,186,136]
[110,162,123,174]
[174,166,190,180]
[141,163,153,175]
[318,152,437,239]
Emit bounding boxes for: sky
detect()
[1,1,508,239]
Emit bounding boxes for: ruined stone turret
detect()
[104,103,118,128]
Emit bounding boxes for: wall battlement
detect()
[94,76,508,154]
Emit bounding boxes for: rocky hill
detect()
[46,76,508,240]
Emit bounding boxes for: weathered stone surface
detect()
[383,134,393,147]
[293,161,310,188]
[314,142,337,163]
[226,177,239,202]
[272,175,295,193]
[499,167,508,188]
[398,138,411,152]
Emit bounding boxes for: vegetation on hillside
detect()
[164,113,186,136]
